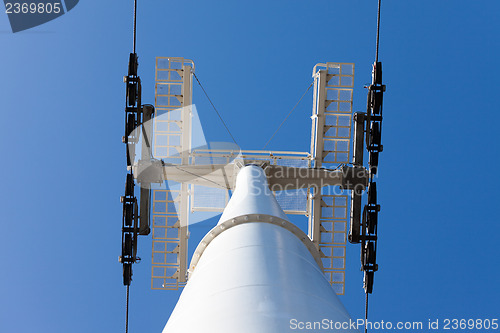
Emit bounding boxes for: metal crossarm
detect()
[190,150,312,215]
[147,59,360,296]
[151,189,187,289]
[311,62,354,167]
[319,194,348,295]
[153,57,194,162]
[151,57,194,290]
[309,63,355,295]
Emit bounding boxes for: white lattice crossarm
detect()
[308,63,355,295]
[190,150,312,216]
[150,57,194,290]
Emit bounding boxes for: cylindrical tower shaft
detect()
[163,165,356,333]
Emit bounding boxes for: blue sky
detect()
[1,1,499,332]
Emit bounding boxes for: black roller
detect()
[368,182,377,206]
[364,271,374,294]
[370,121,381,147]
[124,202,134,226]
[128,53,138,77]
[367,210,378,234]
[125,174,134,197]
[369,151,379,175]
[373,62,382,85]
[365,241,376,265]
[123,233,133,257]
[373,91,383,115]
[123,263,132,286]
[127,81,137,107]
[126,113,136,137]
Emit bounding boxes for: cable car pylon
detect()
[117,1,389,332]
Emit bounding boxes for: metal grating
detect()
[153,57,193,163]
[274,188,308,215]
[149,59,355,295]
[190,150,312,215]
[321,63,353,167]
[151,57,193,290]
[151,189,187,290]
[309,63,354,295]
[191,185,228,212]
[153,108,182,163]
[319,194,348,295]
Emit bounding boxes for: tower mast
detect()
[163,165,356,333]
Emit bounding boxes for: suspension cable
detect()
[365,2,382,332]
[375,0,381,63]
[262,81,313,149]
[125,285,130,333]
[125,1,137,332]
[193,73,239,147]
[364,292,369,333]
[132,0,137,54]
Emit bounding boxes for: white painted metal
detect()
[190,150,312,216]
[160,163,358,190]
[187,213,324,277]
[162,166,356,333]
[151,57,194,289]
[150,59,355,294]
[308,63,355,294]
[177,64,192,283]
[218,165,287,222]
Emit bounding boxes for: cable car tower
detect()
[119,1,386,332]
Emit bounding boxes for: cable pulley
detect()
[353,1,385,332]
[366,209,378,235]
[119,1,156,332]
[126,53,139,107]
[367,182,377,205]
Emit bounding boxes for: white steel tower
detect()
[163,165,357,333]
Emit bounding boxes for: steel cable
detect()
[133,0,137,54]
[125,285,130,333]
[364,292,369,333]
[375,0,381,62]
[262,81,313,149]
[193,73,239,147]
